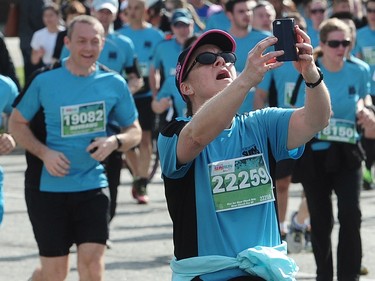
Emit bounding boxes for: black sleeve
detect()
[0,33,21,91]
[13,62,62,107]
[52,31,66,60]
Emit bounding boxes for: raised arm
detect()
[287,26,331,150]
[177,37,283,164]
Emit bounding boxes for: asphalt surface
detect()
[1,149,375,280]
[1,37,375,281]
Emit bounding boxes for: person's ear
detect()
[64,35,71,51]
[180,82,194,97]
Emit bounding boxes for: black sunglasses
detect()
[173,22,190,28]
[182,52,237,82]
[367,7,375,13]
[325,40,351,48]
[310,8,326,14]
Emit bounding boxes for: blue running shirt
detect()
[14,60,138,192]
[158,108,303,280]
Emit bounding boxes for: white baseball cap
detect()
[92,0,119,14]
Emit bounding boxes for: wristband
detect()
[305,67,323,88]
[115,135,122,149]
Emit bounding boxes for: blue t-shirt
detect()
[205,10,231,32]
[152,37,185,80]
[311,58,368,151]
[348,55,371,96]
[158,108,303,280]
[319,58,367,122]
[0,75,18,225]
[307,27,319,48]
[232,29,271,113]
[257,61,305,108]
[0,75,18,126]
[194,1,212,24]
[118,23,165,98]
[155,76,187,117]
[354,26,375,95]
[14,60,138,192]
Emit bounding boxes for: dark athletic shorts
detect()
[275,158,296,180]
[25,187,110,257]
[134,96,155,131]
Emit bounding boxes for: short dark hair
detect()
[225,0,252,13]
[67,15,104,39]
[43,2,60,15]
[330,11,354,20]
[62,0,86,21]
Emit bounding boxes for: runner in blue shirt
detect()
[251,1,276,33]
[9,15,142,281]
[118,0,165,204]
[158,27,330,280]
[305,0,328,48]
[341,10,375,192]
[205,1,231,32]
[152,75,187,118]
[149,8,194,143]
[90,0,143,228]
[151,36,199,123]
[150,8,195,97]
[295,18,367,281]
[0,75,18,226]
[225,0,271,114]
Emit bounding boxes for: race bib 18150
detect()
[317,118,356,144]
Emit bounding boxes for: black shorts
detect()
[25,187,110,257]
[134,96,155,131]
[275,158,296,180]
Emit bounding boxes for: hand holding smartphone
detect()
[272,18,298,61]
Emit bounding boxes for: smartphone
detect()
[273,18,298,61]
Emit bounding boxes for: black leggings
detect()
[301,149,362,281]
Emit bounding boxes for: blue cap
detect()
[171,8,193,25]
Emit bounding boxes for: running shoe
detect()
[106,239,113,249]
[360,265,369,275]
[362,168,375,190]
[286,212,305,254]
[132,178,149,204]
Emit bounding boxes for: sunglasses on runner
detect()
[182,51,236,81]
[310,8,326,14]
[325,40,351,48]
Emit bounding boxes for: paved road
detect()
[1,150,375,280]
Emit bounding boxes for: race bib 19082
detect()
[208,154,274,212]
[61,101,106,137]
